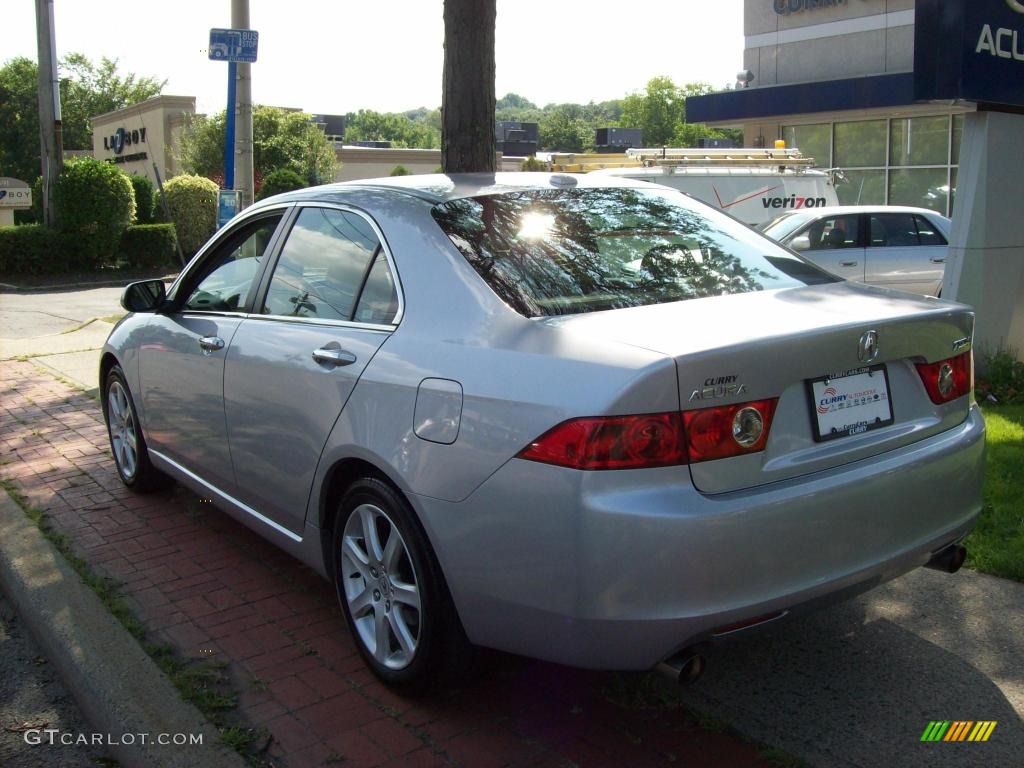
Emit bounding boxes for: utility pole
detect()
[35,0,63,226]
[232,0,254,208]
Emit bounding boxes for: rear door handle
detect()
[312,347,357,367]
[840,260,859,267]
[198,336,225,354]
[930,258,946,264]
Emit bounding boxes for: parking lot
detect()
[1,288,1022,767]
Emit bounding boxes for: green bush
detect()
[129,174,156,223]
[389,165,412,176]
[978,349,1024,405]
[520,157,548,171]
[54,157,135,268]
[119,224,178,269]
[256,167,306,201]
[159,174,218,256]
[0,224,79,275]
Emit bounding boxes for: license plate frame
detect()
[807,365,894,443]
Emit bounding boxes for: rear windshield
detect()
[432,187,835,317]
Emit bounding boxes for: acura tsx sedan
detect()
[102,173,984,688]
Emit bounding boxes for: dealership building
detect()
[689,0,1024,361]
[688,0,970,217]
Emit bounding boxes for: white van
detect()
[548,148,839,227]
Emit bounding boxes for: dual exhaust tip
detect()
[655,544,967,686]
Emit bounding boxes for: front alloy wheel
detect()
[107,380,138,480]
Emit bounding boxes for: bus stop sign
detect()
[208,28,259,63]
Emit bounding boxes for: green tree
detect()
[538,107,591,152]
[497,93,538,111]
[0,55,164,183]
[179,105,338,186]
[256,167,306,200]
[343,109,440,148]
[620,77,717,147]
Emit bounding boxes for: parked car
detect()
[102,174,984,689]
[761,205,951,296]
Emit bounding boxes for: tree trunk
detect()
[442,0,496,173]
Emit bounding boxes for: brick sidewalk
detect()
[0,360,772,768]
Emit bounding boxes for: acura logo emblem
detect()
[1009,0,1024,13]
[858,330,879,363]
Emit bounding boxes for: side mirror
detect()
[121,279,167,313]
[790,235,811,252]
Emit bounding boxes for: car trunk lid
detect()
[543,282,975,493]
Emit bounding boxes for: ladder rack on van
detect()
[548,147,817,173]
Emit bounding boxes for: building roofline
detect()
[90,95,196,125]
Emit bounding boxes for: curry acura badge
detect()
[858,330,880,364]
[689,374,747,402]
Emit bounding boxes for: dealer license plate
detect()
[808,365,894,442]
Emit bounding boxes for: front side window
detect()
[800,215,861,250]
[262,207,399,323]
[184,215,282,312]
[431,187,834,318]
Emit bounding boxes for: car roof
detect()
[770,205,950,220]
[250,172,665,209]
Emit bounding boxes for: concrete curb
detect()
[0,491,248,768]
[0,274,179,294]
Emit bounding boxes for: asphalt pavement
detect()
[0,593,113,768]
[0,286,124,396]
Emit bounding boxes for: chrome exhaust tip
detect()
[655,649,706,685]
[924,544,967,574]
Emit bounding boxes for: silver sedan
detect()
[762,205,951,296]
[101,174,984,689]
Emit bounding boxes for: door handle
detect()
[198,336,225,354]
[840,260,859,267]
[312,347,357,367]
[930,258,946,264]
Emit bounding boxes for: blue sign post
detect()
[209,28,259,192]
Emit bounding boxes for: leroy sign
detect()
[0,177,32,208]
[915,0,1024,108]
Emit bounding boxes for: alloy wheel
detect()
[340,503,422,669]
[107,381,138,479]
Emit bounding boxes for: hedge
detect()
[0,225,82,275]
[129,174,157,224]
[54,157,135,268]
[159,174,218,256]
[119,224,178,269]
[257,167,306,201]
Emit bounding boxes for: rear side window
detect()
[802,214,860,250]
[431,187,834,317]
[262,207,399,324]
[914,214,947,246]
[870,213,921,247]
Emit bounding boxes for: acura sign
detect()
[915,0,1024,108]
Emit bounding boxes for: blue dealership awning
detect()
[686,73,917,124]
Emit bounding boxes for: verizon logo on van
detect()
[762,195,827,210]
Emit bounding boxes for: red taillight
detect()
[683,399,778,463]
[519,399,780,470]
[518,412,686,470]
[914,351,972,404]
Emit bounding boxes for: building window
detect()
[782,123,831,167]
[836,169,886,206]
[834,120,887,168]
[783,114,964,216]
[889,116,948,167]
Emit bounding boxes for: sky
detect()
[1,1,744,117]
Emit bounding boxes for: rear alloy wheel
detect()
[333,478,468,689]
[104,365,168,492]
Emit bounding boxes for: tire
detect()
[332,477,469,690]
[103,365,169,492]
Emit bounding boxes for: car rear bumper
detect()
[413,405,985,670]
